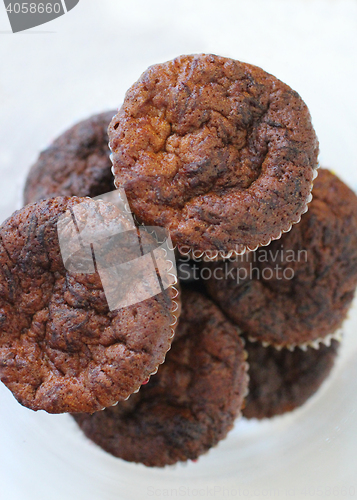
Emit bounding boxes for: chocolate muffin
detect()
[72,289,248,467]
[0,197,177,414]
[205,169,357,348]
[23,110,116,204]
[109,54,319,255]
[243,338,339,419]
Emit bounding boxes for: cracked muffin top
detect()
[0,197,176,414]
[24,110,116,204]
[204,169,357,348]
[109,54,319,255]
[72,288,248,467]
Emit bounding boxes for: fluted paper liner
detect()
[247,324,344,352]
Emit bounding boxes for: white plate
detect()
[0,1,356,499]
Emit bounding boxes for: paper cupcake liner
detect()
[247,322,344,353]
[241,336,251,401]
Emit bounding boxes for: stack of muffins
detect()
[1,54,357,467]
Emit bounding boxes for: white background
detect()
[0,1,357,499]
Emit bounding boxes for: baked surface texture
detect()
[243,338,339,419]
[109,54,319,253]
[205,169,357,347]
[73,289,248,467]
[24,111,116,204]
[0,197,175,413]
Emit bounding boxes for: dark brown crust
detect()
[109,54,319,253]
[243,338,339,419]
[205,169,357,347]
[23,111,116,204]
[0,197,175,414]
[72,289,248,467]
